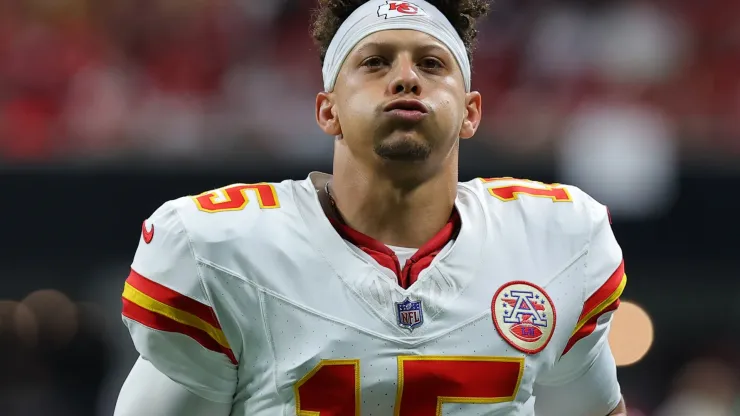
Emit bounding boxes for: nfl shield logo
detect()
[396,297,424,331]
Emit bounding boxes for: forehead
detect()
[350,30,452,55]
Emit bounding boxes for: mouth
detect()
[383,99,430,122]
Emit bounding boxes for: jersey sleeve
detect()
[115,357,232,416]
[120,202,238,403]
[533,342,621,416]
[562,200,626,359]
[536,194,626,403]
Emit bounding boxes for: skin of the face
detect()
[316,29,482,180]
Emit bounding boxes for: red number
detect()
[395,356,524,416]
[480,178,572,203]
[295,356,524,415]
[193,183,280,213]
[294,359,360,416]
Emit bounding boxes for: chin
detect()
[373,135,432,162]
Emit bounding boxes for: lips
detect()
[383,99,430,114]
[383,99,430,123]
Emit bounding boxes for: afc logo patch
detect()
[396,297,424,331]
[492,281,556,354]
[378,1,428,19]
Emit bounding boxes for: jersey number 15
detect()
[295,355,524,415]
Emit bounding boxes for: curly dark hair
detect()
[311,0,492,64]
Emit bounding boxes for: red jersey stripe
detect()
[125,269,221,330]
[122,298,237,365]
[578,261,625,326]
[562,298,620,356]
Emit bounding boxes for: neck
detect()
[329,143,458,248]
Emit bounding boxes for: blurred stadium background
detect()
[1,0,739,414]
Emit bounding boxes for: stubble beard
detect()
[373,135,432,162]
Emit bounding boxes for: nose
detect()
[388,55,421,96]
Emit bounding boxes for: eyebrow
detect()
[353,41,392,57]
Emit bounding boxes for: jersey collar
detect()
[295,172,488,300]
[329,211,461,289]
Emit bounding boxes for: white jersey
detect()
[121,172,626,415]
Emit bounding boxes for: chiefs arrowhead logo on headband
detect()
[378,1,428,19]
[323,0,471,92]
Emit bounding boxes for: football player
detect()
[114,1,628,415]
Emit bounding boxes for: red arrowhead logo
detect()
[142,221,154,244]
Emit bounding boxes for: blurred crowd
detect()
[1,0,740,163]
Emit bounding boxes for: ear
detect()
[459,91,482,140]
[316,92,342,136]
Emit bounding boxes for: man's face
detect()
[321,30,480,166]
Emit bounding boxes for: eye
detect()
[420,57,444,70]
[361,56,387,69]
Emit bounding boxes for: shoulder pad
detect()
[468,177,605,239]
[169,181,290,243]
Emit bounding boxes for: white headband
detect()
[322,0,471,93]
